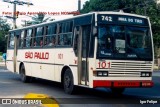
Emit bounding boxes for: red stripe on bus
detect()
[114,81,140,87]
[93,80,112,87]
[93,80,153,88]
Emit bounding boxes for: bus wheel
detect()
[20,65,31,83]
[111,88,125,95]
[63,69,75,94]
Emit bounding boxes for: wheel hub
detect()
[65,76,70,88]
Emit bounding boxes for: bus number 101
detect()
[98,62,110,68]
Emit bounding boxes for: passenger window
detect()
[44,25,57,47]
[8,32,14,48]
[66,21,73,32]
[58,34,72,46]
[62,23,66,33]
[19,30,25,48]
[25,29,32,48]
[34,27,44,47]
[58,22,73,46]
[44,35,56,46]
[59,24,62,33]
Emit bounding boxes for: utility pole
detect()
[78,0,81,13]
[13,3,16,29]
[2,0,33,29]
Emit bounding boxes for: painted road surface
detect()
[0,66,160,107]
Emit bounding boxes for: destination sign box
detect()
[97,14,149,26]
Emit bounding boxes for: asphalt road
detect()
[0,66,160,107]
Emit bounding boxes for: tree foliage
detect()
[0,18,10,53]
[29,13,51,25]
[81,0,160,57]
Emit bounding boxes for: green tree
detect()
[29,13,51,24]
[0,18,10,53]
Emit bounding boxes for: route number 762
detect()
[101,16,112,22]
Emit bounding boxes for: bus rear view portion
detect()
[6,11,154,94]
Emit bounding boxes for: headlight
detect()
[103,72,108,76]
[97,71,103,76]
[97,71,108,76]
[141,72,151,77]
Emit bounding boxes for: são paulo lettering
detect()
[25,52,49,59]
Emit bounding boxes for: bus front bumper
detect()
[93,80,153,88]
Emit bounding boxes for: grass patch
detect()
[0,52,2,56]
[0,56,3,62]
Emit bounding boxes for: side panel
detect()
[17,49,32,76]
[6,49,14,72]
[6,32,15,72]
[16,48,78,85]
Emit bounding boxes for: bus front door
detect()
[75,26,90,86]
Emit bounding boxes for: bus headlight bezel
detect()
[97,71,108,77]
[141,72,152,77]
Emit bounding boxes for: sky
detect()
[0,0,89,27]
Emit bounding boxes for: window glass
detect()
[25,29,32,47]
[97,24,152,60]
[44,24,57,47]
[69,22,73,32]
[62,23,66,33]
[47,26,53,35]
[59,24,62,33]
[82,26,91,58]
[47,25,57,35]
[66,22,73,32]
[36,27,43,36]
[34,37,43,47]
[44,35,56,46]
[58,22,73,46]
[113,26,125,53]
[52,25,57,34]
[9,33,14,48]
[58,34,72,46]
[34,27,44,47]
[19,30,25,48]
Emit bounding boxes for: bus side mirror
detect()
[93,26,97,36]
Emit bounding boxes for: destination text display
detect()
[97,14,149,26]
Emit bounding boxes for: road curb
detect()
[24,93,59,107]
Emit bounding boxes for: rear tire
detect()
[111,88,125,95]
[63,69,75,94]
[20,64,31,83]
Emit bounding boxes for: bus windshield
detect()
[97,25,153,61]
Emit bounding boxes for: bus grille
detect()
[109,61,152,77]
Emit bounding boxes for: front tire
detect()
[20,64,31,83]
[63,69,75,94]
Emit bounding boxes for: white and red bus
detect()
[6,11,154,94]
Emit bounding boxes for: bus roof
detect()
[9,11,148,32]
